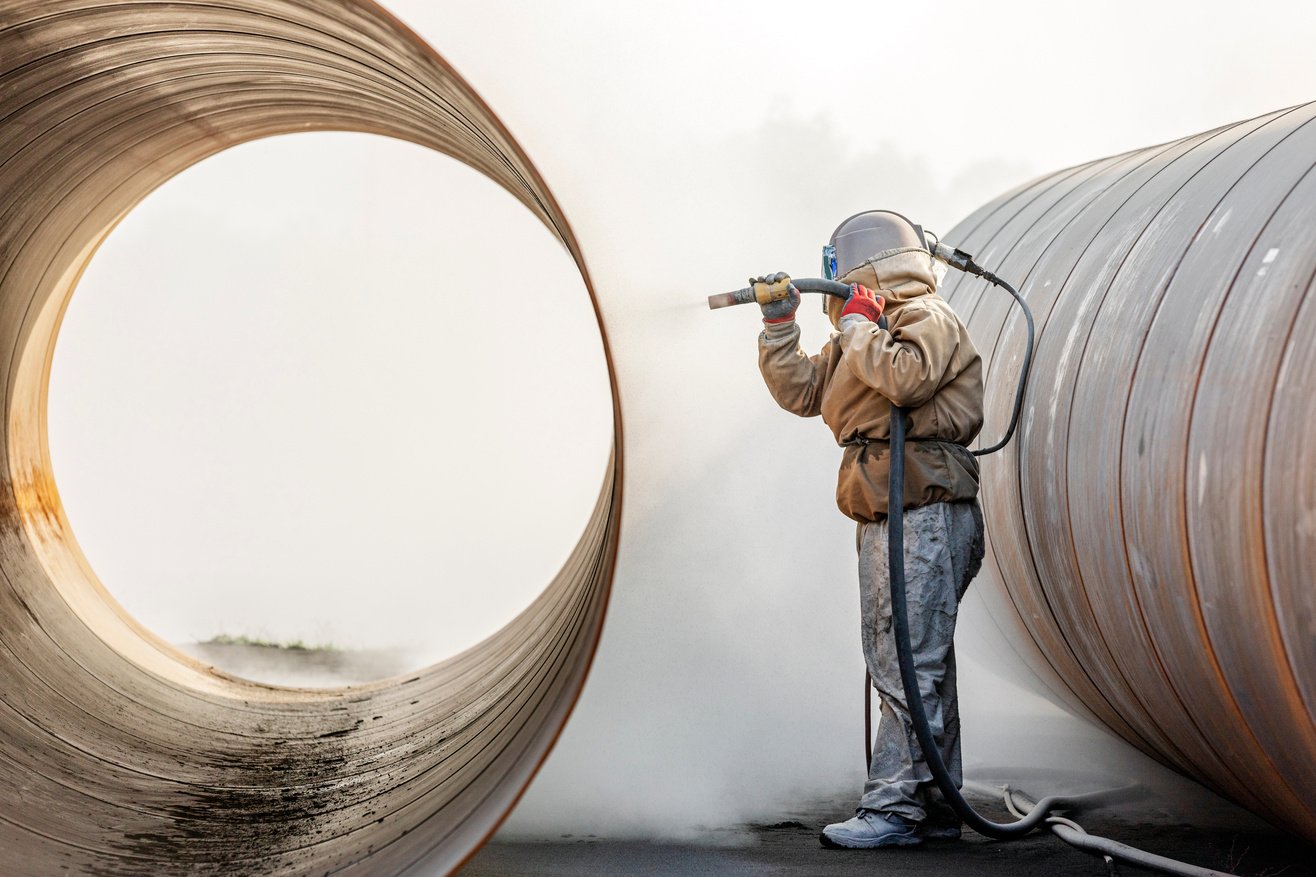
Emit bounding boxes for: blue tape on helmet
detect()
[822,244,838,280]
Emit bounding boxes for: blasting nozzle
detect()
[708,274,794,310]
[707,287,757,309]
[931,241,987,277]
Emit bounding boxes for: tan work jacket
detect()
[758,248,984,523]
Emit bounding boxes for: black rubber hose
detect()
[971,273,1035,457]
[881,269,1076,838]
[779,273,1033,459]
[706,277,853,310]
[792,278,854,298]
[865,270,1031,770]
[887,404,1078,838]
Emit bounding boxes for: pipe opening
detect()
[0,3,622,871]
[44,130,614,688]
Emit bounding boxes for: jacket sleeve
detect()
[757,321,829,418]
[838,303,957,408]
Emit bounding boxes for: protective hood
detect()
[827,247,940,328]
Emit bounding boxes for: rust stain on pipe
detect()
[942,103,1316,842]
[0,2,622,875]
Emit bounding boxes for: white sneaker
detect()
[819,810,922,849]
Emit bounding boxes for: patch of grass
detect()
[204,633,337,652]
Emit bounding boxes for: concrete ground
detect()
[462,789,1315,877]
[463,689,1316,876]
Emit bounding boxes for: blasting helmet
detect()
[824,210,929,280]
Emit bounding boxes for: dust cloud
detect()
[490,104,1260,840]
[491,117,1098,838]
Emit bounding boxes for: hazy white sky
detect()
[403,0,1316,232]
[46,0,1316,838]
[50,135,613,664]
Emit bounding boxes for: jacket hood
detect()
[827,247,939,327]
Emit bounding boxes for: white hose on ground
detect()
[961,780,1239,877]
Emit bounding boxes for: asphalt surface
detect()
[462,791,1316,877]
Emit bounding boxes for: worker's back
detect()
[758,247,983,522]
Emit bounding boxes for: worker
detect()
[754,210,986,849]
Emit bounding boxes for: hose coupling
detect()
[931,240,987,277]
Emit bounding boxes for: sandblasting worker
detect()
[754,210,985,849]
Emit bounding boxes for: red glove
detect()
[839,283,885,324]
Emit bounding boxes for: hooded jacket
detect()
[758,248,984,523]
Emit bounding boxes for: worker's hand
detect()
[752,272,800,324]
[839,283,884,330]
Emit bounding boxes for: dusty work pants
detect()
[857,500,984,823]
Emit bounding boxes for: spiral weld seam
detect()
[939,102,1316,841]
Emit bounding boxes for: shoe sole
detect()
[819,831,922,850]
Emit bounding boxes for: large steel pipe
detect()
[0,2,620,875]
[941,103,1316,842]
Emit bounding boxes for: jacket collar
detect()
[840,247,939,302]
[828,247,940,328]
